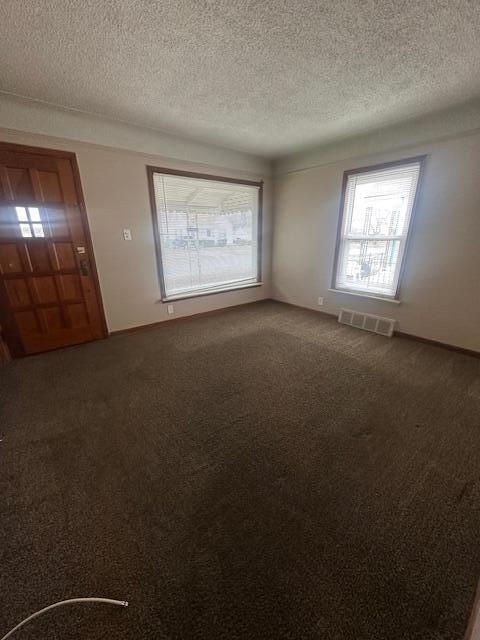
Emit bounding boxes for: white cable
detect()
[0,597,128,640]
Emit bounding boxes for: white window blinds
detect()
[151,172,261,300]
[334,160,422,299]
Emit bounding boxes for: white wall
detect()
[0,97,272,333]
[272,131,480,352]
[0,93,268,174]
[275,98,480,175]
[2,94,479,350]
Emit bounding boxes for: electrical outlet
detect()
[123,228,132,241]
[317,296,324,306]
[167,304,174,315]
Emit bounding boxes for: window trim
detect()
[331,155,426,301]
[147,165,263,302]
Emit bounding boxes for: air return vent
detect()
[338,308,395,337]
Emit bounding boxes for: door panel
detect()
[41,306,65,330]
[31,276,58,303]
[58,274,82,300]
[0,244,23,273]
[53,242,76,269]
[26,244,52,271]
[4,279,31,306]
[35,171,63,202]
[0,143,106,356]
[14,310,40,335]
[2,167,35,200]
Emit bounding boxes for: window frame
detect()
[147,166,263,302]
[331,155,426,302]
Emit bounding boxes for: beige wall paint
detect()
[272,131,480,352]
[2,96,479,349]
[0,128,272,333]
[275,98,480,175]
[0,93,269,174]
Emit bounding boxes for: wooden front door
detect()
[0,143,106,357]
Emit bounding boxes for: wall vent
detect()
[338,308,395,337]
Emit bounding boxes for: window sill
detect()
[161,281,263,303]
[328,288,401,305]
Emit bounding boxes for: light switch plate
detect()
[123,228,132,241]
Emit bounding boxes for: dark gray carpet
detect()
[1,300,479,640]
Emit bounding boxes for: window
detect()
[148,168,262,301]
[332,157,424,300]
[15,207,45,238]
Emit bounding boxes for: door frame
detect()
[0,141,108,356]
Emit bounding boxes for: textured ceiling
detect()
[1,0,480,157]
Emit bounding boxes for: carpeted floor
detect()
[1,300,479,640]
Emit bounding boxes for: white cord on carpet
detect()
[0,597,128,640]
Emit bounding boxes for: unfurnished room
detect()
[0,2,479,639]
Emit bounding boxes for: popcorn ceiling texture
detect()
[1,1,480,155]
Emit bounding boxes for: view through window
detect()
[150,171,261,300]
[333,159,423,299]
